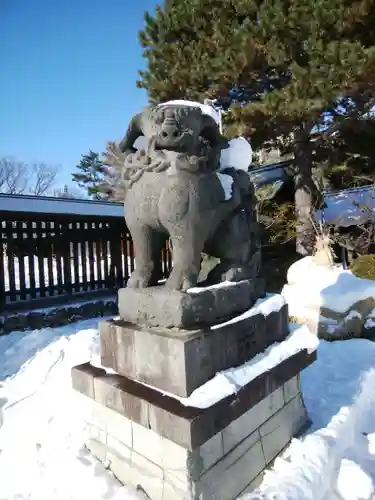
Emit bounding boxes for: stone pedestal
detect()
[118,279,264,329]
[72,347,315,500]
[71,289,317,499]
[99,299,288,397]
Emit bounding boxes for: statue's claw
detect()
[127,270,152,288]
[165,268,195,292]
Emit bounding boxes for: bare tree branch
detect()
[30,162,58,196]
[0,157,28,194]
[0,156,59,195]
[0,160,6,188]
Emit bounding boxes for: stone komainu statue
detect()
[107,102,261,291]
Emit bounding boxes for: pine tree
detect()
[137,0,278,109]
[100,141,127,201]
[72,150,107,200]
[137,0,375,255]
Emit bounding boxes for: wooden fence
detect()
[0,194,172,312]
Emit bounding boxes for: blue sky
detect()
[0,0,158,185]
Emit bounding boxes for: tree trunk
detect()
[293,129,322,256]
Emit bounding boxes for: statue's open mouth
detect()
[155,143,184,152]
[155,131,192,151]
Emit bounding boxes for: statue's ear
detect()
[118,113,144,153]
[200,114,229,150]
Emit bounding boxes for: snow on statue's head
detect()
[133,135,147,151]
[220,137,253,172]
[132,99,252,173]
[158,99,221,126]
[132,100,221,152]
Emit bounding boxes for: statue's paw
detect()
[127,270,151,288]
[181,278,195,292]
[165,269,195,291]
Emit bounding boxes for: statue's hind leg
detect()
[149,231,167,285]
[205,209,261,284]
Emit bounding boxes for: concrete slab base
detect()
[83,382,308,500]
[118,279,264,329]
[72,349,315,500]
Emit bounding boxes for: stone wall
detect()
[0,297,117,335]
[289,298,375,341]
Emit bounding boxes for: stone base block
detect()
[118,279,264,329]
[72,346,315,450]
[76,370,310,500]
[100,296,289,397]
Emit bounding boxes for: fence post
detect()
[108,219,124,289]
[0,235,5,313]
[0,200,130,310]
[61,220,73,296]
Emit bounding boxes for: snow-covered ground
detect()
[245,342,375,500]
[283,256,375,317]
[0,316,374,500]
[0,318,146,500]
[282,256,375,338]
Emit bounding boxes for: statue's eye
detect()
[154,112,164,124]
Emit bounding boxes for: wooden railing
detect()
[0,194,172,312]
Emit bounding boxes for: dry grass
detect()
[312,220,336,267]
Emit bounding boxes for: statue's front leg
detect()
[166,232,204,291]
[159,177,215,291]
[165,211,216,292]
[127,224,156,288]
